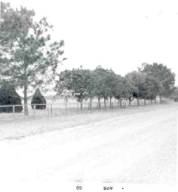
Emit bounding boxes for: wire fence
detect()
[0,97,160,120]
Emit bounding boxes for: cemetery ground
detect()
[0,101,177,188]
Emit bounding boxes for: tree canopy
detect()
[56,63,175,107]
[140,63,175,98]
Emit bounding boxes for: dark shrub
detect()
[0,84,23,113]
[31,88,46,109]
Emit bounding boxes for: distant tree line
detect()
[55,63,175,109]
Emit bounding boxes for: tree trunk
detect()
[104,98,107,109]
[137,98,140,106]
[24,84,28,115]
[159,95,162,103]
[109,97,112,108]
[117,99,120,107]
[80,100,83,110]
[23,62,28,115]
[64,96,68,109]
[89,97,92,110]
[119,99,122,108]
[144,99,146,105]
[98,97,101,109]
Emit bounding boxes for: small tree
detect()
[31,88,46,109]
[0,83,23,113]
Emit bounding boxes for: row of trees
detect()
[0,62,175,112]
[55,63,175,109]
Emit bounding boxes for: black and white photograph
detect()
[0,0,177,191]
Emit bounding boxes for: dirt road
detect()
[0,103,177,187]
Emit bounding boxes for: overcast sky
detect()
[2,0,178,84]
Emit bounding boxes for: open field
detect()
[0,102,177,188]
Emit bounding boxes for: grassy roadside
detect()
[0,102,177,141]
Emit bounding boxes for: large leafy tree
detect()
[0,2,65,115]
[56,68,92,109]
[70,68,91,108]
[93,67,117,108]
[140,63,175,100]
